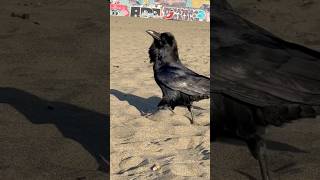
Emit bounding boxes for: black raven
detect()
[212,0,320,180]
[146,30,210,124]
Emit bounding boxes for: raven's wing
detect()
[212,0,320,106]
[157,65,210,97]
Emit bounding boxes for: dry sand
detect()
[0,0,108,179]
[212,1,320,179]
[110,17,210,179]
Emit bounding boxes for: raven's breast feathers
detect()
[148,43,158,63]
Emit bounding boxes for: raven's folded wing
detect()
[157,66,210,97]
[212,1,320,106]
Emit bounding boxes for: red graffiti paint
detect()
[164,10,174,20]
[110,4,129,16]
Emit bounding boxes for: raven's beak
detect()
[146,30,161,41]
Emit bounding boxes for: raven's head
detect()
[146,30,179,64]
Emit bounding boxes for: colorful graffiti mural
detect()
[110,3,130,16]
[192,0,209,9]
[130,6,162,18]
[162,7,206,21]
[154,0,187,7]
[109,0,210,22]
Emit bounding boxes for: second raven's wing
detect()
[156,65,210,97]
[212,0,320,106]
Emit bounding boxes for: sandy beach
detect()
[212,1,320,179]
[110,17,210,179]
[0,0,109,179]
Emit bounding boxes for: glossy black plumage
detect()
[211,1,320,179]
[146,30,210,123]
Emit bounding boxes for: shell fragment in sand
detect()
[151,164,161,171]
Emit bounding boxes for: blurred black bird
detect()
[212,0,320,180]
[146,30,210,124]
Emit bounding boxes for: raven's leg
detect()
[187,105,194,124]
[246,135,271,180]
[157,99,175,113]
[158,105,175,114]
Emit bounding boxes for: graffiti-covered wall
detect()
[110,0,210,22]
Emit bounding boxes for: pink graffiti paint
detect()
[110,4,129,16]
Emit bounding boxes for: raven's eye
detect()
[167,38,173,46]
[161,36,173,46]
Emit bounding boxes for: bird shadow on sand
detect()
[0,87,109,173]
[110,89,161,115]
[233,159,301,179]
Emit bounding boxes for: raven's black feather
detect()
[212,0,320,135]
